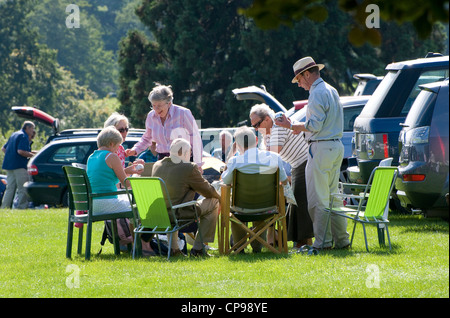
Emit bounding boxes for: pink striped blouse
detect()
[132,104,203,166]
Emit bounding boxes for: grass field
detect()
[0,208,448,298]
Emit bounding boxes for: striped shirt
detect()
[132,104,203,166]
[265,125,308,169]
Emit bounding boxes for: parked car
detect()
[395,80,449,218]
[353,73,383,96]
[232,85,369,179]
[25,135,142,207]
[13,106,243,206]
[348,54,449,186]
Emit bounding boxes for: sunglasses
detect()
[252,117,265,129]
[117,127,129,133]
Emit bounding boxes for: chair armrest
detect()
[340,182,369,190]
[331,193,364,200]
[172,200,198,209]
[91,190,128,198]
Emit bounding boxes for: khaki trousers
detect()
[306,141,350,249]
[171,197,219,250]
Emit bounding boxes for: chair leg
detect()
[85,221,93,260]
[167,233,172,260]
[385,224,392,251]
[66,220,74,259]
[321,211,332,250]
[362,223,369,252]
[111,220,120,256]
[132,232,138,259]
[350,220,357,248]
[77,226,84,255]
[377,225,385,246]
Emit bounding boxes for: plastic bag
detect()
[283,183,297,206]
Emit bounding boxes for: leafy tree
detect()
[27,0,117,97]
[239,0,449,46]
[0,0,61,134]
[118,0,446,129]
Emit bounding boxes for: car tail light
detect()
[28,164,38,176]
[403,174,426,182]
[382,134,389,158]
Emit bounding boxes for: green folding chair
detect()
[125,177,201,260]
[63,166,136,260]
[322,166,398,252]
[220,169,288,254]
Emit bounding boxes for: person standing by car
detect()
[1,121,36,209]
[276,56,350,250]
[249,103,313,248]
[125,84,204,172]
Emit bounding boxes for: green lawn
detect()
[0,208,448,298]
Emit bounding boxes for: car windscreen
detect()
[403,90,437,128]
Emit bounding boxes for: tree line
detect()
[0,0,446,137]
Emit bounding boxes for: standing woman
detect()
[125,84,204,172]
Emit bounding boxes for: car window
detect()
[404,90,437,128]
[49,144,91,164]
[359,71,399,118]
[343,106,364,131]
[400,69,449,116]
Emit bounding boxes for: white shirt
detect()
[221,147,288,185]
[265,125,308,168]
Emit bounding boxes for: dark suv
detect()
[25,132,142,207]
[395,80,449,218]
[11,106,143,206]
[348,54,449,186]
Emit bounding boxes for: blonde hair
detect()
[97,126,123,148]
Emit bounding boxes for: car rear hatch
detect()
[12,106,59,135]
[232,85,288,113]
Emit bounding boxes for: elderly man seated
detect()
[152,138,221,257]
[221,126,288,253]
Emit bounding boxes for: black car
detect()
[348,54,449,186]
[395,80,449,218]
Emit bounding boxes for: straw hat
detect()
[292,56,325,83]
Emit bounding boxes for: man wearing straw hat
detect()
[276,56,350,250]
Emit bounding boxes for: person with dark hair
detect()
[1,121,36,209]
